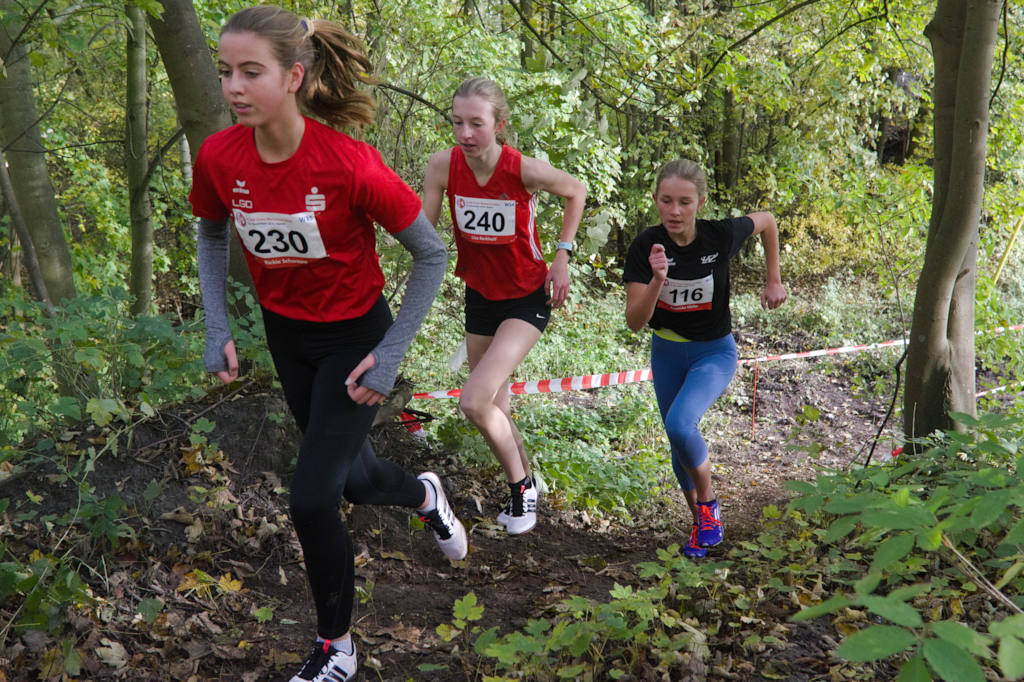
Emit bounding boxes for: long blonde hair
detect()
[221,5,375,131]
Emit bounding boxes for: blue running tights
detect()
[650,332,737,491]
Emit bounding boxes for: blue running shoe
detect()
[696,499,723,547]
[683,523,707,559]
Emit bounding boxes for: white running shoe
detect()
[496,478,537,535]
[289,639,356,681]
[417,472,468,560]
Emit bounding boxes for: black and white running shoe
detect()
[417,472,468,560]
[289,639,356,682]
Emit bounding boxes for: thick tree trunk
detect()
[148,0,253,295]
[0,0,77,303]
[126,3,154,315]
[903,0,1001,445]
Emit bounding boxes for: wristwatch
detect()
[556,241,574,257]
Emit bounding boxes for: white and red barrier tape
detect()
[410,324,1024,400]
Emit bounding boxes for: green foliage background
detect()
[1,0,1024,679]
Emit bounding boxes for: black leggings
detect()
[263,298,426,638]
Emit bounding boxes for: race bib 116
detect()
[453,195,516,245]
[233,210,327,268]
[657,274,714,312]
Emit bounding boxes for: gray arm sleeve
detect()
[196,217,234,373]
[360,211,447,395]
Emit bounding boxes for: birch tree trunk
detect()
[903,0,1002,445]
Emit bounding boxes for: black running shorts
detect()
[464,284,551,335]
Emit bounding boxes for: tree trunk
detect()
[0,0,77,303]
[148,0,253,296]
[0,148,53,315]
[519,0,534,69]
[719,89,740,202]
[903,0,1001,445]
[126,3,154,315]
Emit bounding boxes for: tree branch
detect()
[702,0,822,81]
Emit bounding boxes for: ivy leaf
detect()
[835,625,916,662]
[922,637,986,682]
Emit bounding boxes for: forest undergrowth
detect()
[1,274,1023,681]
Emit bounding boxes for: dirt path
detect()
[0,358,895,681]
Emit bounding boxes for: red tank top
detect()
[446,145,547,300]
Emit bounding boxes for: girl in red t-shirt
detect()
[191,7,466,681]
[422,78,587,536]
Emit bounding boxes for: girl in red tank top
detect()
[422,78,587,536]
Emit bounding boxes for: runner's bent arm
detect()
[624,244,668,332]
[748,212,787,310]
[346,211,447,403]
[421,150,451,227]
[521,156,587,307]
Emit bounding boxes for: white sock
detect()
[318,634,353,655]
[421,478,437,512]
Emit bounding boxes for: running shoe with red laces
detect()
[289,639,356,681]
[683,523,707,559]
[696,499,723,547]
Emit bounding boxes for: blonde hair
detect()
[221,5,375,132]
[655,159,707,197]
[453,77,510,144]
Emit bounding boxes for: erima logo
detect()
[701,254,718,265]
[232,179,249,195]
[666,257,676,266]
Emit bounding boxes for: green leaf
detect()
[858,595,923,628]
[790,595,854,622]
[870,533,915,572]
[861,506,936,531]
[854,571,882,596]
[824,493,880,514]
[970,490,1011,528]
[137,598,164,623]
[836,626,916,662]
[473,626,499,656]
[994,560,1024,590]
[824,515,859,542]
[930,621,993,658]
[453,593,483,622]
[998,636,1024,680]
[254,606,272,623]
[1002,519,1024,547]
[989,615,1024,639]
[922,638,986,682]
[895,654,931,682]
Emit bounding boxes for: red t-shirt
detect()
[446,145,547,300]
[189,118,421,321]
